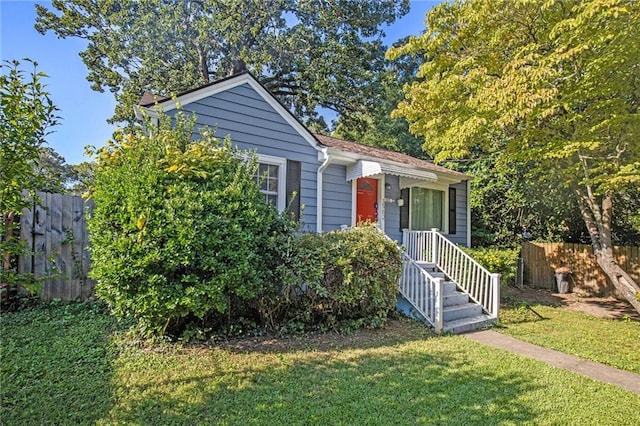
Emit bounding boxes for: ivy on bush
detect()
[88,113,287,335]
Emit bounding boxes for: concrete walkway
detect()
[464,330,640,395]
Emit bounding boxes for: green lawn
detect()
[498,303,640,374]
[2,303,640,425]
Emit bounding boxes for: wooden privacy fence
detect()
[522,242,640,296]
[19,192,94,301]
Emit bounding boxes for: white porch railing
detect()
[378,231,444,332]
[402,229,500,318]
[397,251,444,333]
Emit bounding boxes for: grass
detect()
[498,303,640,374]
[2,302,640,425]
[0,302,121,424]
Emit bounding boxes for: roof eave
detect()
[324,146,470,183]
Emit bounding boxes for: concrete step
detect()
[442,281,457,295]
[416,261,437,271]
[443,291,469,307]
[443,314,496,334]
[443,302,483,322]
[428,271,446,280]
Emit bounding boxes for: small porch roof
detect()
[314,134,471,184]
[345,160,437,182]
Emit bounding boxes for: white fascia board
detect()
[135,104,160,120]
[325,147,464,184]
[431,173,464,185]
[146,74,251,112]
[400,176,450,192]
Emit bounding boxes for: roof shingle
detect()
[314,134,469,178]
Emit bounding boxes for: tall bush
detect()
[1,59,58,300]
[88,114,284,334]
[261,225,402,330]
[462,246,519,286]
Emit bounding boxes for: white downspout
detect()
[466,179,472,247]
[317,148,331,233]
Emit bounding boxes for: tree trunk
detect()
[1,212,15,302]
[593,247,640,313]
[196,43,209,83]
[576,188,640,313]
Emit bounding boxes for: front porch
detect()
[397,229,500,334]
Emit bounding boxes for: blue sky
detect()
[1,0,439,165]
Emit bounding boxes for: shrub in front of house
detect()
[261,224,402,331]
[461,246,519,286]
[88,114,285,335]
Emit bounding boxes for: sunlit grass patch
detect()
[2,303,639,425]
[499,303,640,373]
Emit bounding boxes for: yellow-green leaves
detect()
[389,0,639,196]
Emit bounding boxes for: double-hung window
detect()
[254,154,286,212]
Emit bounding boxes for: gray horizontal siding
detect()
[447,181,468,247]
[173,83,319,228]
[384,175,402,242]
[322,164,351,232]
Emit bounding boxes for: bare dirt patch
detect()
[501,285,640,321]
[190,287,638,354]
[207,316,434,354]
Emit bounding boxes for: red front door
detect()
[356,177,378,225]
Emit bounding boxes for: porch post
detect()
[434,277,444,334]
[402,229,408,254]
[491,273,501,318]
[430,228,439,265]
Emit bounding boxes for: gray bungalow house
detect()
[136,72,499,334]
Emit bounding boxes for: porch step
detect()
[442,313,496,334]
[416,262,437,271]
[443,302,483,322]
[442,281,457,295]
[443,292,469,307]
[428,272,446,280]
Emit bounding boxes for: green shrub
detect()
[461,246,519,286]
[262,225,402,330]
[88,113,285,335]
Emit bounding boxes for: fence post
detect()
[434,278,444,334]
[491,273,501,318]
[430,228,439,265]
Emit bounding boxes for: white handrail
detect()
[397,251,444,333]
[402,229,500,318]
[383,231,443,332]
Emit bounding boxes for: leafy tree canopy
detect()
[332,38,427,158]
[33,147,76,194]
[388,0,640,310]
[36,0,409,127]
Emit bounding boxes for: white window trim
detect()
[256,153,287,212]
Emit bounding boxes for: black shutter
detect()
[400,188,410,230]
[449,187,457,234]
[286,160,301,221]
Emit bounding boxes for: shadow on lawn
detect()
[0,302,120,425]
[103,336,542,425]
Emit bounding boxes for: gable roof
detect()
[139,92,169,106]
[315,134,470,179]
[136,73,469,180]
[135,72,321,152]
